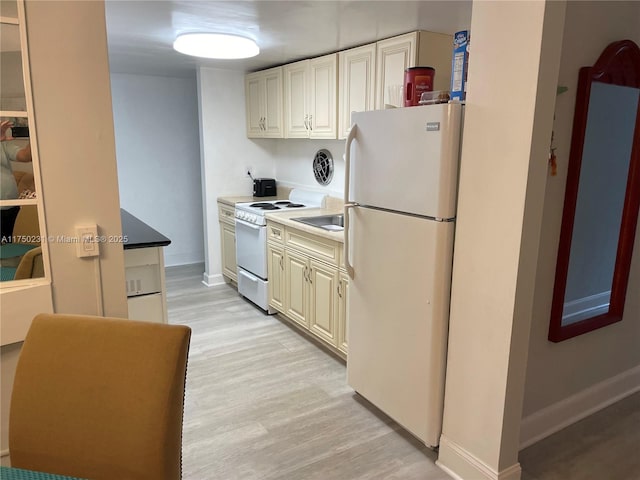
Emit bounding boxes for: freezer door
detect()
[346,206,454,447]
[349,103,461,219]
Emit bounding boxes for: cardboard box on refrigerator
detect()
[450,30,470,101]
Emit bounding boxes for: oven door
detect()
[235,218,268,279]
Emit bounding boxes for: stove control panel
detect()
[235,209,262,226]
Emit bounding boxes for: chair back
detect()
[9,313,191,480]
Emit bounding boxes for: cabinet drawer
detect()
[124,247,160,267]
[218,203,236,225]
[128,293,164,323]
[267,222,284,244]
[286,229,341,266]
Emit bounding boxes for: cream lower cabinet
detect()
[337,271,349,355]
[308,259,340,346]
[267,220,346,357]
[218,202,237,283]
[284,249,310,328]
[267,242,285,312]
[124,247,168,323]
[284,250,339,346]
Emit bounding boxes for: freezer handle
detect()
[344,124,357,205]
[344,203,356,278]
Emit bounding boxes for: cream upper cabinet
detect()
[284,54,337,139]
[375,31,452,109]
[338,43,376,140]
[283,60,309,138]
[245,66,283,138]
[308,54,337,138]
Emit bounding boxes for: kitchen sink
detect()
[291,214,344,231]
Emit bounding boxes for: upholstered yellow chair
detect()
[9,313,191,480]
[13,246,44,280]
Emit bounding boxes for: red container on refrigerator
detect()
[404,67,435,107]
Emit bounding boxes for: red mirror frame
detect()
[549,40,640,342]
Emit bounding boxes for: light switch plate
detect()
[75,224,99,258]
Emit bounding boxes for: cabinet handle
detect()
[279,256,283,269]
[303,266,308,282]
[308,267,313,284]
[337,280,342,298]
[309,114,313,131]
[303,114,308,130]
[261,117,266,130]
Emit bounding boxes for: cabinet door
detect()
[337,271,349,355]
[338,44,376,139]
[283,60,309,138]
[375,32,418,109]
[245,72,264,138]
[128,293,165,323]
[284,249,309,327]
[309,53,337,139]
[262,67,284,138]
[220,222,237,282]
[308,259,339,346]
[267,243,285,312]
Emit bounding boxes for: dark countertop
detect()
[121,209,171,250]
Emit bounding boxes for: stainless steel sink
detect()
[291,214,344,231]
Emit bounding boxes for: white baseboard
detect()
[164,253,205,267]
[202,272,225,287]
[437,435,521,480]
[519,364,640,449]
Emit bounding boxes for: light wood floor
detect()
[166,264,640,480]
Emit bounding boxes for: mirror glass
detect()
[562,83,639,325]
[549,40,640,342]
[0,22,26,111]
[1,14,44,282]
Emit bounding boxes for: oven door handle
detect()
[235,218,262,230]
[238,269,259,283]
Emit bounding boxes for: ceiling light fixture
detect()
[173,33,259,59]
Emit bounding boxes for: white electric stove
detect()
[235,189,327,226]
[234,189,327,313]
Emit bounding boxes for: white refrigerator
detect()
[344,103,462,448]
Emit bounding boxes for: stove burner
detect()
[250,202,281,210]
[286,203,305,208]
[274,201,292,205]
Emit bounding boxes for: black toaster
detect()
[253,178,277,197]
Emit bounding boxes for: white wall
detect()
[522,0,640,442]
[197,67,276,285]
[274,139,346,198]
[110,73,204,267]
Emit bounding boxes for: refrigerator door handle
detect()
[344,203,356,279]
[344,124,357,205]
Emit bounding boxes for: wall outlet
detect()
[75,224,100,258]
